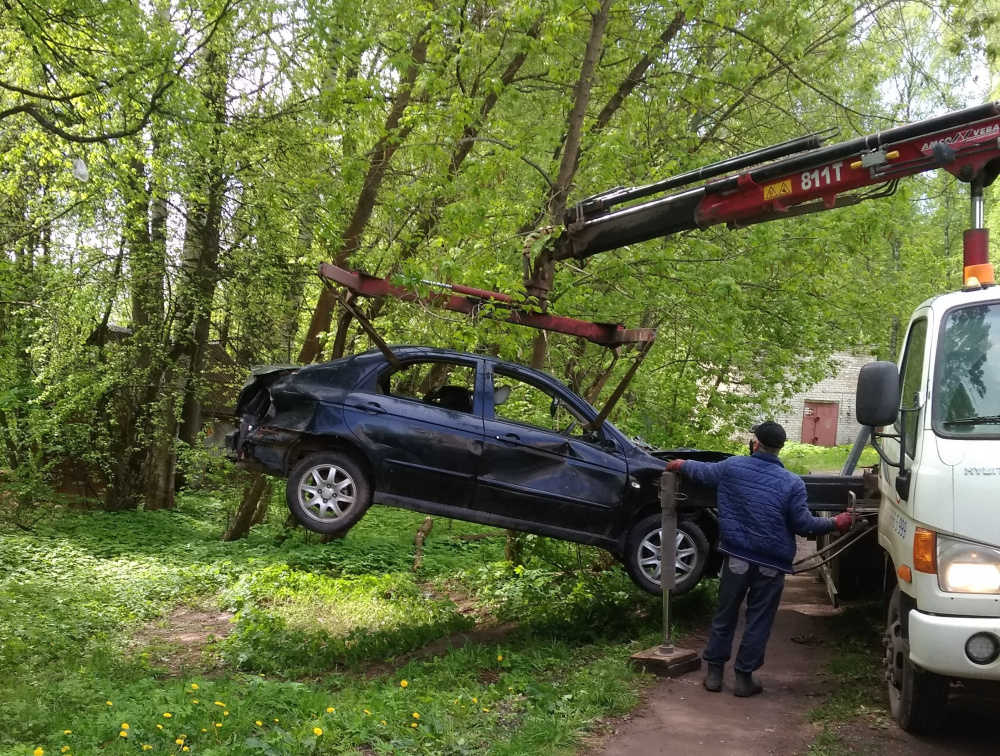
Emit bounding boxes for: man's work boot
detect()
[733,670,764,697]
[703,663,723,692]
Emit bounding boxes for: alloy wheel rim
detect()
[637,527,698,587]
[297,463,357,522]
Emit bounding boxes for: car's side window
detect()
[493,373,593,440]
[378,361,477,414]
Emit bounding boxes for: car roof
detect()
[330,345,537,374]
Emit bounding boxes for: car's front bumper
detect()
[909,609,1000,680]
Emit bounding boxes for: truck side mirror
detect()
[856,361,900,427]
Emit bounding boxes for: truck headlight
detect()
[938,534,1000,594]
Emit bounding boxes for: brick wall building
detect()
[771,352,875,446]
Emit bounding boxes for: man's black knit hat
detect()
[751,420,787,449]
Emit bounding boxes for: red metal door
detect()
[801,401,839,446]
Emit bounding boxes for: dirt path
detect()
[591,552,1000,756]
[592,567,838,756]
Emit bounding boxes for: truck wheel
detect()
[885,586,949,733]
[286,452,371,535]
[624,514,709,596]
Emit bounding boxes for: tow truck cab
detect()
[859,285,1000,726]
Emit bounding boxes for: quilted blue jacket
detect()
[680,452,836,573]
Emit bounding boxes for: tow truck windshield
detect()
[934,302,1000,438]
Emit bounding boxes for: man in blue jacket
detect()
[666,421,854,697]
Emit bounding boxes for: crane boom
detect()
[565,101,1000,287]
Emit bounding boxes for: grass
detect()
[0,489,716,756]
[780,442,879,475]
[804,600,890,755]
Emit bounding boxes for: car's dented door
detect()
[344,358,485,506]
[472,366,628,535]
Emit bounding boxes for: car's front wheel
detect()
[286,451,371,534]
[624,514,709,595]
[885,586,949,732]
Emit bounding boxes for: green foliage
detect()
[0,493,711,754]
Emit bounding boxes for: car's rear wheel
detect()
[286,452,371,534]
[624,514,709,595]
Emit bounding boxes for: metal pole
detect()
[658,471,678,654]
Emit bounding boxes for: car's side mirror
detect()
[856,361,904,471]
[856,361,900,426]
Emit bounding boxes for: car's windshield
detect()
[933,302,1000,438]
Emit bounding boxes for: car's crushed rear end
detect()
[228,365,300,472]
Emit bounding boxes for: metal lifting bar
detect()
[318,263,657,347]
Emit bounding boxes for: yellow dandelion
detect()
[213,701,225,707]
[412,712,420,719]
[119,731,128,738]
[381,720,387,725]
[175,739,184,746]
[223,711,229,716]
[274,719,279,723]
[201,729,207,733]
[34,749,44,756]
[411,722,418,728]
[497,655,503,661]
[482,708,489,712]
[156,725,163,730]
[190,683,198,690]
[472,697,478,703]
[363,709,370,715]
[215,722,223,728]
[63,730,72,735]
[326,707,334,713]
[192,700,199,704]
[142,746,153,751]
[61,748,70,754]
[163,712,172,718]
[106,701,113,706]
[255,720,263,726]
[121,723,129,730]
[313,727,323,736]
[400,680,408,688]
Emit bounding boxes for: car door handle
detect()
[352,402,387,415]
[496,433,520,445]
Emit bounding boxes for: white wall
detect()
[771,352,874,446]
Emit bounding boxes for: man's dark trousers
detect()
[703,557,785,672]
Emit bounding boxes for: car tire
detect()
[624,514,710,596]
[885,586,949,733]
[285,451,372,535]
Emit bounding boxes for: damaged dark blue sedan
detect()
[230,347,722,594]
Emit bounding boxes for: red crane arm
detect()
[565,100,1000,289]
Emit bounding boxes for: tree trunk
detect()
[147,43,231,500]
[224,471,269,541]
[297,30,429,365]
[523,0,614,371]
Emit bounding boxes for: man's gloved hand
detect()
[832,511,857,532]
[665,459,684,473]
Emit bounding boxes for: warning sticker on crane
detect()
[763,179,792,200]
